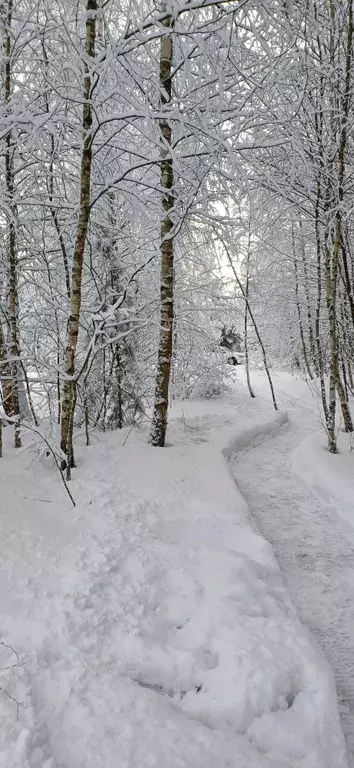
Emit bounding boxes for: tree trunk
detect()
[0,321,14,417]
[42,36,71,300]
[44,254,62,423]
[348,360,354,393]
[337,369,353,433]
[292,226,313,379]
[150,5,174,447]
[114,347,124,429]
[2,0,21,448]
[325,0,354,451]
[219,233,278,411]
[312,25,329,425]
[60,0,97,469]
[299,219,316,372]
[339,228,354,331]
[244,222,255,398]
[0,321,7,457]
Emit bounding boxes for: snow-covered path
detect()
[0,377,350,767]
[232,388,354,765]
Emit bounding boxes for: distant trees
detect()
[247,0,354,452]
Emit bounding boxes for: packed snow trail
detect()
[231,384,354,765]
[0,379,348,767]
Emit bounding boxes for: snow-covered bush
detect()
[173,347,231,400]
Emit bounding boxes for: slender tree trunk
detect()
[299,219,316,371]
[97,348,109,430]
[341,354,349,402]
[314,178,329,421]
[339,228,354,331]
[49,136,71,301]
[44,255,62,423]
[325,217,353,443]
[115,347,123,429]
[348,361,354,393]
[65,386,77,480]
[42,36,71,300]
[325,0,354,450]
[292,226,313,379]
[20,361,38,426]
[336,369,353,433]
[60,0,97,469]
[244,223,255,398]
[338,295,354,422]
[324,201,341,452]
[7,205,21,449]
[2,0,21,448]
[220,234,278,411]
[0,321,6,457]
[82,382,90,446]
[101,347,107,431]
[312,24,329,424]
[150,5,174,447]
[0,320,14,417]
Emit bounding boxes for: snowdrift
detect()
[293,429,354,531]
[0,382,347,767]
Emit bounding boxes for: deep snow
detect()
[0,374,348,767]
[232,370,354,765]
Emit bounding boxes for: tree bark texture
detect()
[150,6,174,447]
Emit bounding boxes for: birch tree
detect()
[60,0,97,472]
[150,5,174,447]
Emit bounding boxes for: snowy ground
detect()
[0,373,348,767]
[232,370,354,765]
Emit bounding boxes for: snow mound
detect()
[0,386,347,767]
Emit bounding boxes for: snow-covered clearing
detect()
[0,375,348,767]
[232,370,354,766]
